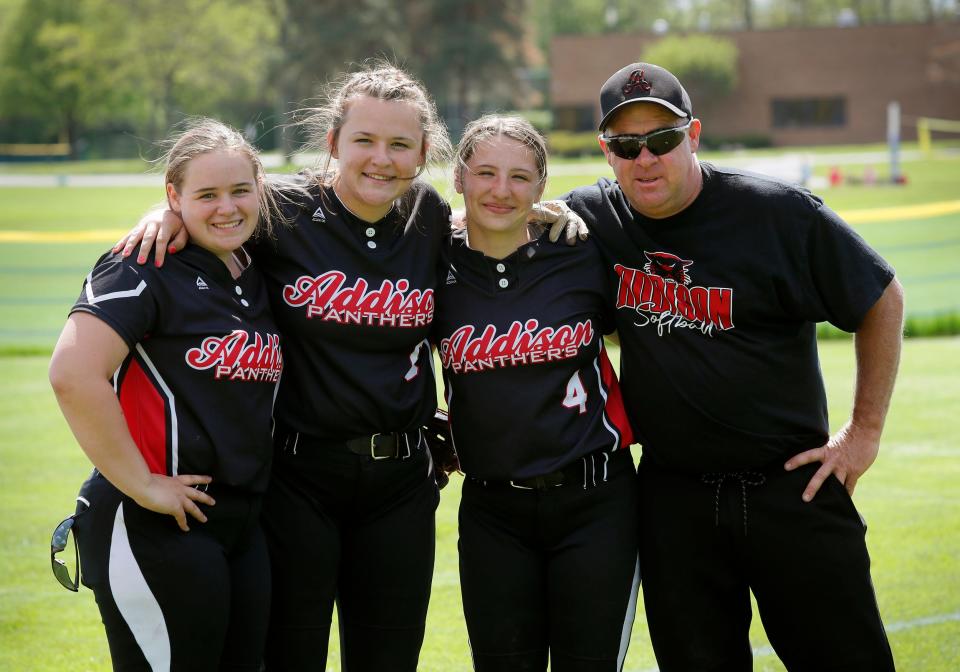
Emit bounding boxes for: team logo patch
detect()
[196,276,209,290]
[185,330,283,381]
[644,251,692,285]
[614,252,734,337]
[282,271,434,328]
[439,319,594,374]
[622,69,652,96]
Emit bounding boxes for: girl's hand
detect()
[113,208,188,267]
[134,474,216,532]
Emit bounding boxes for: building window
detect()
[771,97,846,128]
[554,105,596,132]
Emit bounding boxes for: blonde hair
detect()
[456,114,548,186]
[162,117,281,238]
[298,61,453,185]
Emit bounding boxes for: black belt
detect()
[472,449,623,491]
[345,430,421,460]
[276,426,422,460]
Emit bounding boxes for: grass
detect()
[0,187,161,231]
[0,158,154,174]
[2,146,959,351]
[1,144,959,668]
[1,339,958,671]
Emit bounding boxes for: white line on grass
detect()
[885,610,960,633]
[633,610,960,672]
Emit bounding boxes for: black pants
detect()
[459,449,640,672]
[74,472,270,672]
[638,458,896,672]
[261,430,439,671]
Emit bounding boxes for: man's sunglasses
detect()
[601,121,693,159]
[51,513,81,592]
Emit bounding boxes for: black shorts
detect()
[638,458,896,672]
[459,449,640,672]
[74,471,270,672]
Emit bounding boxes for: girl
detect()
[434,115,640,671]
[255,65,451,670]
[49,118,284,671]
[113,64,585,671]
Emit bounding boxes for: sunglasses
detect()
[51,513,81,592]
[601,121,693,159]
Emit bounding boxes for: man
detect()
[564,62,902,671]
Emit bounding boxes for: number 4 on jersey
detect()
[562,371,588,414]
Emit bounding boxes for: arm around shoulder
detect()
[113,207,188,267]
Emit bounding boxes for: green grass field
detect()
[1,147,959,670]
[2,340,959,671]
[2,147,958,351]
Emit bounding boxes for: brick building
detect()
[551,22,960,145]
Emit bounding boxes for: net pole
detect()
[917,117,932,155]
[887,101,901,183]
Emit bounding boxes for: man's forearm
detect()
[851,279,904,435]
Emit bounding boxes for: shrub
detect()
[548,131,600,158]
[641,35,739,106]
[817,311,960,339]
[698,133,772,151]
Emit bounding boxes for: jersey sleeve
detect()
[70,251,159,348]
[790,196,895,332]
[583,238,617,335]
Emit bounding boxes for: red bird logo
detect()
[622,69,652,96]
[644,251,693,286]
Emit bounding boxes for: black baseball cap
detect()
[598,62,693,132]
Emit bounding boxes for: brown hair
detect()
[456,114,548,186]
[298,61,453,185]
[162,117,281,238]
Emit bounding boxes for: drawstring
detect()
[701,471,766,534]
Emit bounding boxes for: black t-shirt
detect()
[249,180,451,441]
[564,163,895,471]
[71,245,282,493]
[433,232,633,481]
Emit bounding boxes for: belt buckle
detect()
[369,433,393,460]
[509,473,564,490]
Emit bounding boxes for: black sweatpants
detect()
[74,471,270,672]
[459,449,641,672]
[261,430,439,671]
[638,458,896,672]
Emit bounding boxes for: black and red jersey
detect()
[71,245,283,494]
[433,232,633,481]
[564,165,895,471]
[248,180,451,440]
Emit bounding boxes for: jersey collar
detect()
[448,230,546,294]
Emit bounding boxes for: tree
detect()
[0,0,113,152]
[641,35,738,111]
[86,0,277,142]
[262,0,532,140]
[0,0,279,154]
[260,0,411,158]
[412,0,527,135]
